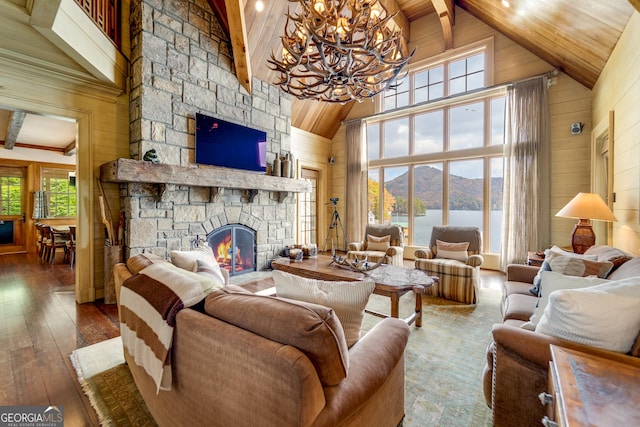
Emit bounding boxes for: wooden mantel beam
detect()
[4,111,26,150]
[432,0,455,50]
[225,0,252,94]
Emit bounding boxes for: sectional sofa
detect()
[483,245,640,426]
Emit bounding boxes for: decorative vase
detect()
[282,154,291,178]
[273,156,281,177]
[288,152,296,177]
[289,248,303,261]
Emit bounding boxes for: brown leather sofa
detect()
[114,256,410,427]
[483,246,640,427]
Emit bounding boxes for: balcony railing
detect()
[74,0,120,48]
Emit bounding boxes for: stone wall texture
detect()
[125,0,294,270]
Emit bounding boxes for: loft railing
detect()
[74,0,121,48]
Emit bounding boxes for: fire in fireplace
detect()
[207,224,256,276]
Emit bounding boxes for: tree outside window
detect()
[0,176,22,216]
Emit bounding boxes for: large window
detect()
[368,42,506,253]
[42,168,76,218]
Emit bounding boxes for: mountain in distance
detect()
[384,165,503,210]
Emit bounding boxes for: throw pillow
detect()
[126,252,168,275]
[367,234,391,252]
[272,270,375,347]
[522,271,608,330]
[607,255,633,275]
[435,240,470,261]
[171,244,225,286]
[535,277,640,353]
[204,285,349,387]
[608,256,640,281]
[196,259,225,286]
[545,251,613,278]
[529,246,598,296]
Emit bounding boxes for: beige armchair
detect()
[347,224,405,266]
[414,226,483,304]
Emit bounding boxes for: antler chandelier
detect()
[268,0,415,103]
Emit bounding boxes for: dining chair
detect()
[66,226,76,268]
[44,226,67,265]
[35,223,45,259]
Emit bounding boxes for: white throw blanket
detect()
[119,262,220,392]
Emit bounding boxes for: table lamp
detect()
[555,192,617,254]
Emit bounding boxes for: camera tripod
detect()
[323,198,347,252]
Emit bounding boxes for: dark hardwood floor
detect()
[0,253,119,426]
[0,251,504,426]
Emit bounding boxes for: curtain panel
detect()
[501,77,551,270]
[33,190,49,219]
[345,120,367,248]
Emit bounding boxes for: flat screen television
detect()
[195,113,267,173]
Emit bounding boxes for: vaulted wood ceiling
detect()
[210,0,635,140]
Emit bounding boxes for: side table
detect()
[527,251,545,267]
[541,345,640,426]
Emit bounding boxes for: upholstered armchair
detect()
[414,226,483,304]
[347,224,405,266]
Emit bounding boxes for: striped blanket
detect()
[119,261,222,392]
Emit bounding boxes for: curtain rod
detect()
[342,68,559,125]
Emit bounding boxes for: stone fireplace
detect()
[114,0,307,271]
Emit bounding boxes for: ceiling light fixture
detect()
[268,0,414,103]
[501,0,510,7]
[256,0,265,12]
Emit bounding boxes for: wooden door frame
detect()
[591,111,615,246]
[0,164,27,253]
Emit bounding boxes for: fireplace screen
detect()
[207,224,256,276]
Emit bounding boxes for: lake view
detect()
[389,210,503,253]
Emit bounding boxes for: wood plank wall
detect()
[328,8,595,263]
[593,12,640,256]
[290,127,333,249]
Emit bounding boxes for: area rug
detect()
[71,286,500,427]
[361,289,501,427]
[70,337,157,427]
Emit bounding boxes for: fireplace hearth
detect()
[207,224,256,276]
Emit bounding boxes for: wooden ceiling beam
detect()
[4,111,26,150]
[431,0,455,50]
[379,0,411,43]
[225,0,252,94]
[0,141,65,153]
[629,0,640,13]
[64,140,76,156]
[207,0,229,34]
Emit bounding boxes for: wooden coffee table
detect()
[271,255,437,327]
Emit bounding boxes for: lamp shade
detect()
[555,192,617,222]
